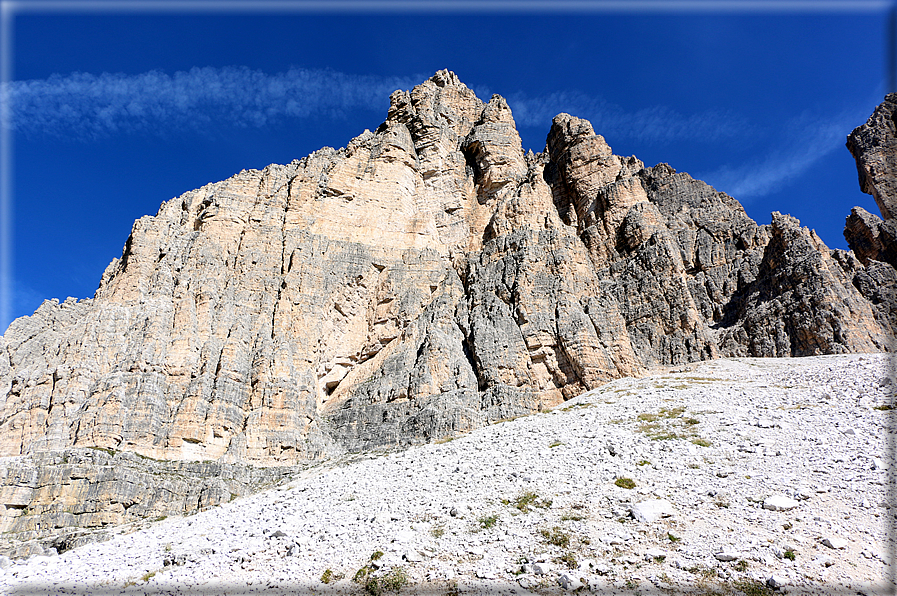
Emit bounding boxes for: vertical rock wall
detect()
[0,71,894,545]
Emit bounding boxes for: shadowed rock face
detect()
[0,71,894,547]
[844,95,897,331]
[847,93,897,222]
[846,94,897,271]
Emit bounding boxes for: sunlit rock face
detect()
[0,72,893,548]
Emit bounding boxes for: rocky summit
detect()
[0,71,894,560]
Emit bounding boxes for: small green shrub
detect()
[615,477,636,489]
[381,567,408,591]
[446,579,460,596]
[510,490,550,512]
[557,551,577,569]
[733,578,774,596]
[686,564,717,579]
[783,550,795,561]
[667,533,680,543]
[353,565,374,584]
[637,459,651,466]
[478,514,498,530]
[539,526,570,548]
[561,402,594,411]
[514,491,538,511]
[364,567,408,595]
[734,559,749,572]
[354,550,388,588]
[691,438,712,447]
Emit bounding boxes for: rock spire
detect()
[1,71,894,551]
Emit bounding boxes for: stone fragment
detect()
[532,562,551,575]
[629,499,675,523]
[767,574,788,590]
[558,572,583,590]
[821,536,848,550]
[844,207,897,268]
[714,551,739,562]
[763,495,799,511]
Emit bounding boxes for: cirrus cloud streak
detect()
[2,66,423,139]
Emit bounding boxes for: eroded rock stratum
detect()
[1,71,894,551]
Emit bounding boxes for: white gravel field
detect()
[1,353,894,595]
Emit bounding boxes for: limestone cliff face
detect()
[844,94,897,333]
[846,93,897,280]
[1,71,894,549]
[847,93,897,222]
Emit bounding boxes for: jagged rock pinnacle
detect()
[0,72,893,546]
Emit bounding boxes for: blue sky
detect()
[1,0,893,330]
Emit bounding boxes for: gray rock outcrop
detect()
[1,71,893,547]
[847,93,897,221]
[844,94,897,329]
[845,93,897,273]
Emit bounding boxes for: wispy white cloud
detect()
[697,108,868,200]
[497,89,750,145]
[6,68,750,146]
[2,66,424,139]
[1,66,873,205]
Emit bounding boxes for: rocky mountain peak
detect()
[0,72,894,552]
